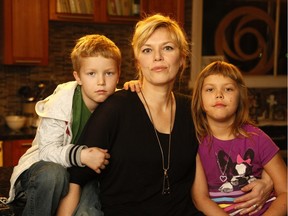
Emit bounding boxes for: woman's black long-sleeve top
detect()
[68,90,203,216]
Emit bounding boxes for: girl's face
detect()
[137,27,183,86]
[201,74,240,125]
[73,56,119,112]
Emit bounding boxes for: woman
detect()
[57,14,203,216]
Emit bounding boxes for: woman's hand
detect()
[233,171,273,215]
[123,80,142,92]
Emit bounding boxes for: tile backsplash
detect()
[0,21,137,118]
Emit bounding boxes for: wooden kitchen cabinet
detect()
[49,0,95,22]
[141,0,185,25]
[49,0,184,24]
[0,0,49,65]
[2,139,32,167]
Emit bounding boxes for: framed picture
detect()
[190,0,287,88]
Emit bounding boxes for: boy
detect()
[7,34,121,216]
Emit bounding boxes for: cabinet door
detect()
[141,0,184,25]
[3,139,32,167]
[104,0,140,23]
[1,0,49,65]
[50,0,139,23]
[49,0,95,22]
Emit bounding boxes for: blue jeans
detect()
[14,161,69,216]
[74,179,104,216]
[14,160,103,216]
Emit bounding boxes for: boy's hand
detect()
[123,80,142,92]
[80,147,110,173]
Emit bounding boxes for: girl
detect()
[191,61,287,215]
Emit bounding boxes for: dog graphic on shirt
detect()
[217,148,257,193]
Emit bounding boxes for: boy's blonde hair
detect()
[131,14,189,81]
[192,61,254,143]
[71,34,121,73]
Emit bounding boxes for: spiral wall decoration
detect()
[215,6,276,75]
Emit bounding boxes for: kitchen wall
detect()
[0,1,192,120]
[0,22,133,117]
[0,0,286,124]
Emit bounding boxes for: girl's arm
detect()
[56,183,81,216]
[191,154,228,216]
[262,153,287,216]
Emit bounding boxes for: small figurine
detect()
[266,94,277,120]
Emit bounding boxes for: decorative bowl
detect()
[5,115,27,131]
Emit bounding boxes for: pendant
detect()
[220,175,227,182]
[162,170,171,195]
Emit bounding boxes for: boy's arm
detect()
[80,147,110,173]
[38,117,110,172]
[56,183,81,216]
[191,154,228,216]
[38,117,79,167]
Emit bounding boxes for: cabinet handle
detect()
[57,14,93,20]
[15,60,42,64]
[21,143,32,147]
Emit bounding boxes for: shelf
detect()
[257,120,287,127]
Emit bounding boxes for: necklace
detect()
[140,90,173,195]
[214,139,233,183]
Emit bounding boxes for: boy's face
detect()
[73,56,119,112]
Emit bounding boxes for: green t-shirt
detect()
[71,85,91,144]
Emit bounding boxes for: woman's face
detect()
[137,27,183,86]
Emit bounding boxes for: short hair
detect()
[71,34,121,73]
[192,61,253,143]
[131,14,189,80]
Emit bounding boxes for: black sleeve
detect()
[68,166,97,187]
[67,91,123,185]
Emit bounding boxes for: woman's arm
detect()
[57,183,81,216]
[233,170,273,214]
[123,80,141,92]
[191,154,228,216]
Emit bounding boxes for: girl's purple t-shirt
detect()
[198,124,279,215]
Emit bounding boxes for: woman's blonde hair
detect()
[71,34,121,73]
[131,14,189,81]
[192,61,254,143]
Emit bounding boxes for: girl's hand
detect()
[123,80,142,92]
[233,175,273,215]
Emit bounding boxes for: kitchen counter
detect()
[0,125,36,140]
